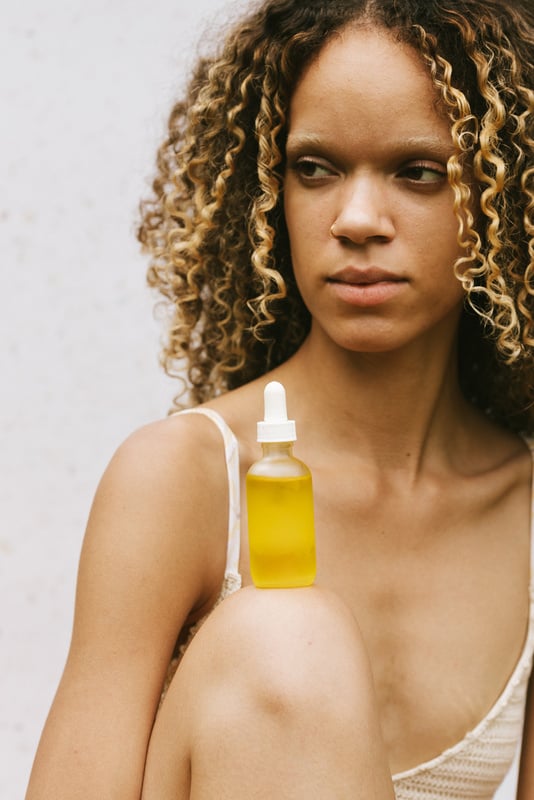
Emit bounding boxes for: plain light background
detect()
[0,1,520,797]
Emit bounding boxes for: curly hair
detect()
[138,0,534,431]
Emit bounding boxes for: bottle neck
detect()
[260,441,294,457]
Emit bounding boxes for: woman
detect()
[27,0,534,798]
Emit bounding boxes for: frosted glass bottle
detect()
[246,381,316,588]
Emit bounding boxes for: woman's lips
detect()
[327,267,407,307]
[329,266,404,284]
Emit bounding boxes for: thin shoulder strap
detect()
[522,435,534,593]
[177,407,241,577]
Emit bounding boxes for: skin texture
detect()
[27,25,533,800]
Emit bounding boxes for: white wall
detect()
[0,1,518,797]
[1,0,240,796]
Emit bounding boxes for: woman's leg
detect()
[142,586,395,800]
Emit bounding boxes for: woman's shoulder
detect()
[114,409,230,464]
[92,411,235,565]
[457,410,534,519]
[105,374,268,491]
[459,402,532,468]
[97,412,235,527]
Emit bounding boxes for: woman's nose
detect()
[330,175,395,244]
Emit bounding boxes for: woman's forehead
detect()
[287,27,452,145]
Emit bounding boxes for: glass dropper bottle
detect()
[246,381,316,588]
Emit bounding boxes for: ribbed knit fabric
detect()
[167,410,534,798]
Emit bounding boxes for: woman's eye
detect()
[400,163,447,183]
[292,158,335,180]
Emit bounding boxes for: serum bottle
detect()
[246,381,316,588]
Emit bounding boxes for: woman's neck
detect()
[276,325,482,482]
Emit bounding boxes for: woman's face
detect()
[283,25,467,355]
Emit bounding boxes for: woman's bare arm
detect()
[25,415,229,800]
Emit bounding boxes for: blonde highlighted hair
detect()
[139,0,534,431]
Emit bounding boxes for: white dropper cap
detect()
[257,381,297,443]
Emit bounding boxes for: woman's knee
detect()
[179,585,375,724]
[144,586,392,799]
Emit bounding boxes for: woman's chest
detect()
[312,479,531,773]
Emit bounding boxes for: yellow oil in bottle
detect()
[246,381,317,588]
[246,472,316,588]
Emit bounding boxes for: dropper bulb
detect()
[264,381,287,423]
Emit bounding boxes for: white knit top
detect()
[169,408,534,799]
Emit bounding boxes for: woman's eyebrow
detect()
[286,133,454,155]
[399,136,455,156]
[285,133,324,151]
